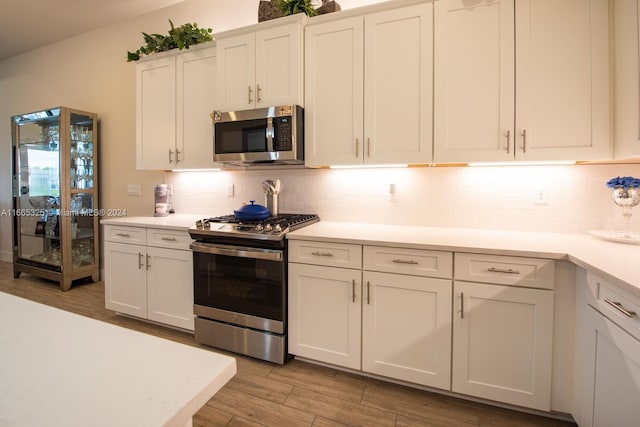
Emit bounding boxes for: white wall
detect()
[0,0,639,263]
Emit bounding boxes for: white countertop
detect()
[101,214,204,231]
[0,292,236,427]
[287,222,640,298]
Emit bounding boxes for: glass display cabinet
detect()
[11,107,99,291]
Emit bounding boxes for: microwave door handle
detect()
[266,117,275,152]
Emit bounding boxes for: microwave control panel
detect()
[273,117,292,151]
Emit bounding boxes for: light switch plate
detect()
[127,184,141,196]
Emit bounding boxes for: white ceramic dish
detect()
[588,229,640,245]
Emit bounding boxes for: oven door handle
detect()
[190,242,283,261]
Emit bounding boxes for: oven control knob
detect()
[264,223,273,232]
[255,224,264,232]
[274,224,283,233]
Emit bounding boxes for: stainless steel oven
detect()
[189,214,318,364]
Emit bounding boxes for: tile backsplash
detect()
[166,163,640,234]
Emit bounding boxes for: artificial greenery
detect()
[277,0,318,17]
[127,20,213,62]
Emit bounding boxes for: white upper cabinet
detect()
[137,56,176,170]
[613,0,640,159]
[176,47,219,169]
[136,45,220,170]
[305,16,364,166]
[216,17,304,112]
[434,0,611,163]
[515,0,610,161]
[434,0,514,163]
[305,3,433,167]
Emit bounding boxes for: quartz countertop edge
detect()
[101,214,207,231]
[287,221,640,298]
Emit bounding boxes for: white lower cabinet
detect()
[573,270,640,426]
[288,241,453,389]
[452,253,555,411]
[104,225,194,331]
[288,263,362,369]
[451,281,554,411]
[289,241,557,411]
[362,271,452,389]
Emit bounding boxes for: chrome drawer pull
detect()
[311,251,334,257]
[604,299,637,318]
[160,237,177,242]
[116,233,131,237]
[487,267,520,275]
[392,259,418,265]
[138,253,144,269]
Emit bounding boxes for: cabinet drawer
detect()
[587,272,640,340]
[147,228,193,250]
[288,240,362,269]
[104,225,146,244]
[363,246,452,279]
[454,253,555,290]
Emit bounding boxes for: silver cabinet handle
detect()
[355,138,360,158]
[604,299,637,318]
[367,281,371,305]
[161,237,177,242]
[487,267,520,275]
[248,85,253,104]
[311,251,334,257]
[169,149,173,164]
[352,279,355,303]
[521,129,527,153]
[392,259,418,265]
[138,253,144,269]
[146,254,151,270]
[460,292,464,319]
[116,233,131,237]
[175,149,181,164]
[367,137,371,157]
[256,84,262,103]
[505,130,510,153]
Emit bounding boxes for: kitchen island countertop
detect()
[0,292,236,427]
[287,222,640,298]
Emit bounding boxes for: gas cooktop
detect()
[189,213,319,241]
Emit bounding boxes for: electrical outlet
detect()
[535,188,548,205]
[127,184,141,196]
[227,184,235,197]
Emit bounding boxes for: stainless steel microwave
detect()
[212,105,304,166]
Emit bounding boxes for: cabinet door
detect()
[176,47,221,169]
[585,306,640,427]
[452,281,554,411]
[146,247,194,331]
[288,263,361,369]
[364,3,433,165]
[305,17,364,167]
[104,241,147,318]
[217,33,256,111]
[362,271,452,389]
[515,0,611,161]
[255,23,303,107]
[136,56,176,169]
[613,0,640,159]
[434,0,514,163]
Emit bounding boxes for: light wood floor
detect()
[0,261,577,427]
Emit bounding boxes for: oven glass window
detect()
[193,252,285,321]
[214,119,267,154]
